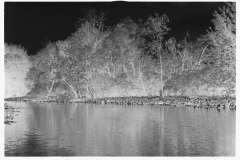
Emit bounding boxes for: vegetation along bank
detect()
[4,96,236,110]
[5,3,236,104]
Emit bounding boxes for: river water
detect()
[4,101,235,156]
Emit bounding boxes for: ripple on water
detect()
[5,102,236,156]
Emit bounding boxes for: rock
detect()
[101,100,106,104]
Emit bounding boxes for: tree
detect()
[4,44,32,98]
[29,42,64,97]
[141,13,170,97]
[66,9,110,98]
[55,40,81,98]
[206,2,236,95]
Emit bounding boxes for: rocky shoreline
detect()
[4,96,236,110]
[4,103,20,125]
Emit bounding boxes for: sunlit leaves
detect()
[25,4,236,98]
[142,13,170,53]
[205,2,236,94]
[28,42,66,97]
[4,44,32,97]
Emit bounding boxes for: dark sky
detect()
[4,1,226,55]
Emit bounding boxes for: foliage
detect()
[26,3,236,98]
[140,13,170,97]
[204,2,236,95]
[4,44,33,98]
[27,42,65,97]
[65,9,110,98]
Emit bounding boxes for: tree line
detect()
[5,2,235,98]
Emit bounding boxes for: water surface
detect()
[5,102,235,156]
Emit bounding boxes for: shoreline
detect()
[4,96,236,110]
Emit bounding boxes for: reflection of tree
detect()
[5,131,74,156]
[5,103,236,156]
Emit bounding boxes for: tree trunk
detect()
[46,79,55,97]
[90,75,97,99]
[62,78,78,98]
[131,60,136,76]
[107,64,111,77]
[182,60,185,72]
[182,55,185,72]
[77,84,82,98]
[120,52,129,79]
[198,44,208,66]
[138,62,147,96]
[124,64,129,80]
[181,48,187,72]
[140,73,147,96]
[86,81,89,98]
[110,51,115,78]
[112,65,115,78]
[160,54,164,98]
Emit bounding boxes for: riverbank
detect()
[4,96,236,110]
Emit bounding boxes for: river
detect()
[4,101,235,156]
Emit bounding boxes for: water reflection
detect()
[5,131,74,156]
[5,102,235,156]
